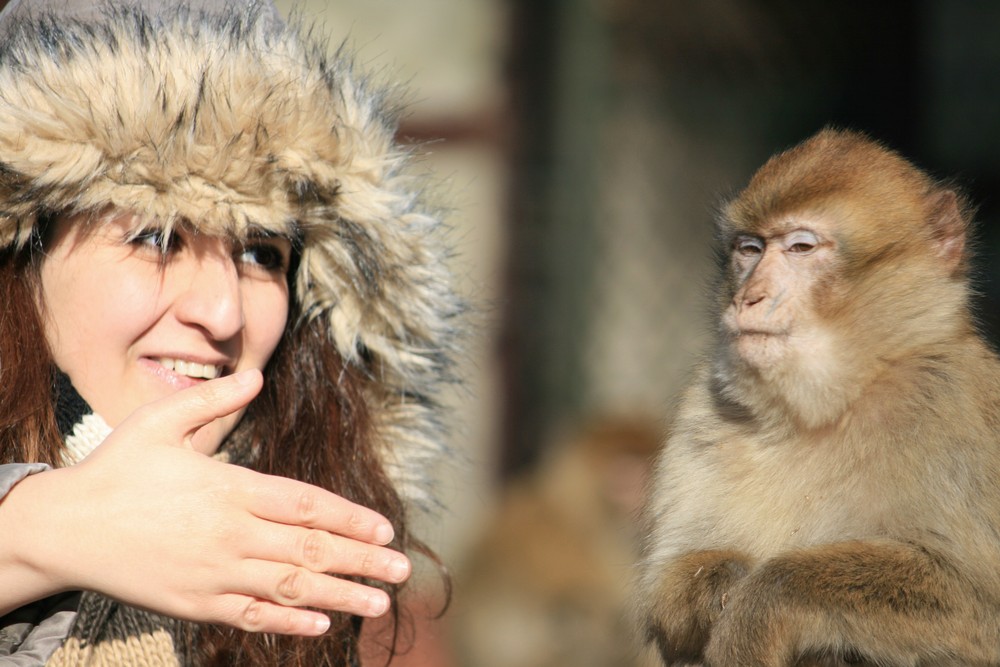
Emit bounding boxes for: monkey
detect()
[455,417,662,667]
[635,128,1000,667]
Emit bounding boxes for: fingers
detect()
[242,472,395,545]
[212,594,334,636]
[249,522,411,584]
[231,560,393,618]
[208,556,399,636]
[126,369,263,448]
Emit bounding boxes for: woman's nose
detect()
[173,254,245,341]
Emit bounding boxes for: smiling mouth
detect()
[155,357,224,379]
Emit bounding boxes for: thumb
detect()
[125,369,263,450]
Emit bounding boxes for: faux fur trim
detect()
[0,1,462,508]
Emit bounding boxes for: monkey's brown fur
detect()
[636,128,1000,667]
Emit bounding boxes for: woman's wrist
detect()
[0,466,78,615]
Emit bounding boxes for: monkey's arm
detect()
[645,549,754,665]
[704,539,999,667]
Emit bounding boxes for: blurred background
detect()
[287,1,1000,665]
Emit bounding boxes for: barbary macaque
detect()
[636,128,1000,667]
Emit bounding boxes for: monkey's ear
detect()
[928,189,966,273]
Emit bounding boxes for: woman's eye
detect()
[238,242,289,273]
[130,229,175,252]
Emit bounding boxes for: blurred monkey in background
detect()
[457,417,661,667]
[637,128,1000,667]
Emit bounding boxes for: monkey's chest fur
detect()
[660,437,899,558]
[643,377,999,568]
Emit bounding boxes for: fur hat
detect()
[0,0,462,507]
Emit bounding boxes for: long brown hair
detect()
[0,245,62,465]
[0,238,431,665]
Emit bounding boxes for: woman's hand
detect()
[0,370,410,635]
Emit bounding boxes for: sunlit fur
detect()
[636,129,1000,667]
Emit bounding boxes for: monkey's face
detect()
[708,130,971,429]
[720,217,839,371]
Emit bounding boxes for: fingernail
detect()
[314,614,331,635]
[374,523,394,545]
[368,593,389,617]
[233,369,257,386]
[390,557,410,582]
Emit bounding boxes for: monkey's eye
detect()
[785,230,819,254]
[734,236,764,256]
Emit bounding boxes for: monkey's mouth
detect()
[732,329,788,338]
[730,329,791,361]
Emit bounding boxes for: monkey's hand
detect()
[702,540,997,667]
[646,549,753,665]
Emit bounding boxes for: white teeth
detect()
[156,358,222,379]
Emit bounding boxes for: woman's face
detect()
[39,212,292,452]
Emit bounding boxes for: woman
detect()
[0,0,461,664]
